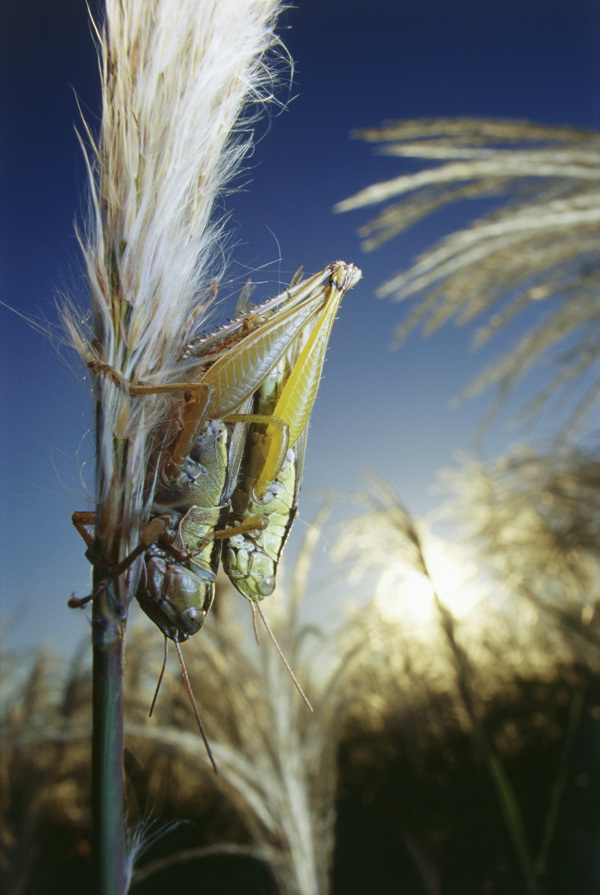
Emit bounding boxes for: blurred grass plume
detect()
[338,118,600,430]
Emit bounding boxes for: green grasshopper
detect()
[223,261,361,601]
[73,262,361,642]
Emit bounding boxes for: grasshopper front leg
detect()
[70,512,171,605]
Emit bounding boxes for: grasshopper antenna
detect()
[149,636,169,717]
[250,602,261,645]
[174,640,218,775]
[255,603,313,712]
[148,636,218,775]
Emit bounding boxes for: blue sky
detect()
[1,1,599,654]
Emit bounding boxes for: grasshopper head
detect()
[137,553,216,641]
[224,538,276,601]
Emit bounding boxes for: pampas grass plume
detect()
[66,0,285,567]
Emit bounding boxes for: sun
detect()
[373,527,487,632]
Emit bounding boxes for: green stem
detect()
[432,589,540,895]
[487,753,540,895]
[92,572,127,895]
[535,688,584,873]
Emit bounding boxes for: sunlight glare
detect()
[374,529,485,632]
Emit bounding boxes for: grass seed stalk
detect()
[64,1,286,890]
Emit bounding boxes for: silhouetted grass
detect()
[4,453,600,893]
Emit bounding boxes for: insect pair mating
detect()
[72,260,361,658]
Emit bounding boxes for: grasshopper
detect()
[72,262,360,755]
[134,418,229,640]
[222,261,362,601]
[73,262,361,641]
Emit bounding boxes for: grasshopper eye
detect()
[257,575,275,597]
[178,605,206,635]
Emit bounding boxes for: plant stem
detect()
[92,572,127,895]
[487,753,540,895]
[535,688,585,873]
[432,589,540,895]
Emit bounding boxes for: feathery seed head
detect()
[67,0,286,562]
